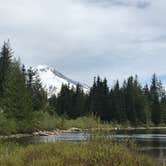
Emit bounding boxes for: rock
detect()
[38,131,49,136]
[67,127,82,132]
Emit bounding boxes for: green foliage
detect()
[150,74,162,125]
[31,112,101,131]
[110,80,126,123]
[29,70,48,112]
[55,84,88,119]
[0,41,12,98]
[48,73,166,127]
[0,42,48,135]
[17,120,36,133]
[0,113,17,135]
[89,77,110,121]
[0,138,155,166]
[2,62,33,120]
[36,112,63,130]
[63,115,100,129]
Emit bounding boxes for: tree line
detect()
[50,73,166,126]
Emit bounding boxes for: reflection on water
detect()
[5,129,166,161]
[32,132,89,142]
[114,129,166,161]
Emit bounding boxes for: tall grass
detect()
[35,112,101,131]
[0,137,156,166]
[0,112,103,135]
[63,116,101,129]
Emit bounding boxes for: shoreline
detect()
[1,126,166,139]
[0,127,84,139]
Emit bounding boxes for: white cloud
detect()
[0,0,166,85]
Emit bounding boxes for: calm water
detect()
[114,129,166,161]
[6,129,166,161]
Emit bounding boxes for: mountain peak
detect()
[33,65,89,97]
[35,65,54,72]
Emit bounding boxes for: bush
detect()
[35,112,63,131]
[31,112,101,131]
[17,120,37,133]
[63,116,100,129]
[0,113,17,135]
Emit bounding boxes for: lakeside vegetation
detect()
[0,112,116,135]
[0,137,156,166]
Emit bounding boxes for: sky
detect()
[0,0,166,86]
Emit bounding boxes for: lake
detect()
[6,129,166,162]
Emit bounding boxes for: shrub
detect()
[0,113,17,135]
[63,116,100,129]
[35,112,63,131]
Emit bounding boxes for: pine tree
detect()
[71,84,87,118]
[150,74,161,125]
[27,68,47,111]
[89,77,110,121]
[157,80,166,124]
[134,76,147,124]
[32,73,47,111]
[2,61,33,121]
[124,76,137,124]
[0,41,12,98]
[27,67,35,90]
[57,84,73,117]
[110,80,126,123]
[49,95,57,111]
[89,77,97,115]
[142,84,151,125]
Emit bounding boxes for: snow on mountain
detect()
[33,65,89,97]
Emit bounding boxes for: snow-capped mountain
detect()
[33,65,89,97]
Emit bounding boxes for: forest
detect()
[52,74,166,126]
[0,41,165,135]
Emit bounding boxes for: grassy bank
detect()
[1,111,166,136]
[0,137,156,166]
[0,112,102,135]
[37,113,101,131]
[35,112,166,132]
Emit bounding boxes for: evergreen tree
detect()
[2,61,33,120]
[150,74,161,125]
[32,73,47,111]
[143,84,151,99]
[89,77,97,115]
[27,68,47,111]
[120,76,147,125]
[110,80,126,123]
[57,84,73,117]
[124,76,137,124]
[71,84,87,118]
[27,67,35,90]
[0,42,12,98]
[160,94,166,124]
[133,76,147,124]
[49,94,57,114]
[89,77,110,121]
[157,80,166,124]
[142,84,151,125]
